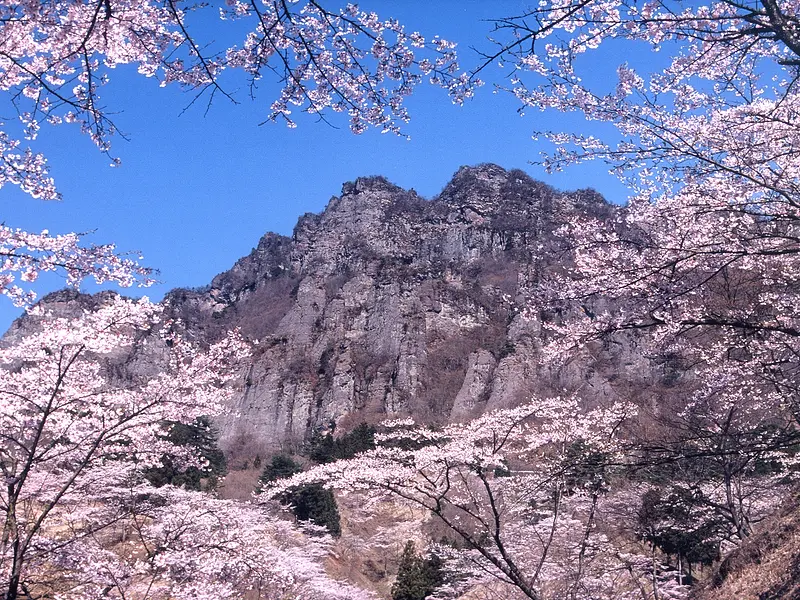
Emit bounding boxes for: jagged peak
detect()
[38,288,122,308]
[438,164,542,199]
[310,175,411,225]
[3,290,126,339]
[340,175,403,196]
[435,164,559,217]
[451,163,510,182]
[255,231,292,252]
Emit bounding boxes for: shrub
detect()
[259,454,342,537]
[145,416,226,491]
[391,541,443,600]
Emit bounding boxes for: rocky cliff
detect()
[6,164,662,454]
[154,163,655,454]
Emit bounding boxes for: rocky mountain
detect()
[5,164,660,456]
[154,163,654,456]
[9,163,797,599]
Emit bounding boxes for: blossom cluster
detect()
[0,0,476,201]
[0,225,154,306]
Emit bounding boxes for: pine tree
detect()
[259,454,303,485]
[293,484,342,537]
[307,431,337,464]
[259,454,341,536]
[145,416,227,491]
[306,422,376,464]
[391,541,443,600]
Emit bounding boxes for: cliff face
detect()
[7,164,650,452]
[159,164,639,452]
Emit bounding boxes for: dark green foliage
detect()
[632,418,800,549]
[144,416,226,491]
[562,440,611,494]
[291,484,341,537]
[259,454,341,537]
[305,422,376,464]
[306,431,335,463]
[638,488,722,570]
[391,541,443,600]
[260,454,303,483]
[493,459,511,478]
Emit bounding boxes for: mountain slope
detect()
[161,164,642,454]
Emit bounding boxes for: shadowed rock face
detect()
[157,164,626,452]
[11,164,633,452]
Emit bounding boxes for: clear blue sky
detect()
[0,1,632,332]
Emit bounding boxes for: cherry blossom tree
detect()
[475,0,800,398]
[0,294,251,599]
[0,293,378,599]
[260,398,681,600]
[0,227,154,306]
[261,381,797,597]
[632,357,800,539]
[460,0,800,517]
[478,0,800,192]
[0,0,472,197]
[45,485,375,599]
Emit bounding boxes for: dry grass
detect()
[218,467,262,501]
[694,489,800,600]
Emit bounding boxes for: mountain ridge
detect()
[156,163,631,455]
[10,164,628,456]
[9,164,799,600]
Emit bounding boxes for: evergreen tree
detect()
[259,454,303,484]
[638,487,722,581]
[292,484,342,537]
[391,541,443,600]
[307,431,336,464]
[337,423,376,459]
[145,416,227,491]
[259,454,341,537]
[306,422,376,464]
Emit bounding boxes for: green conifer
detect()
[391,541,443,600]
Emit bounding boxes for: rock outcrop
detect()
[158,164,634,451]
[9,164,654,453]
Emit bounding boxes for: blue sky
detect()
[0,1,632,331]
